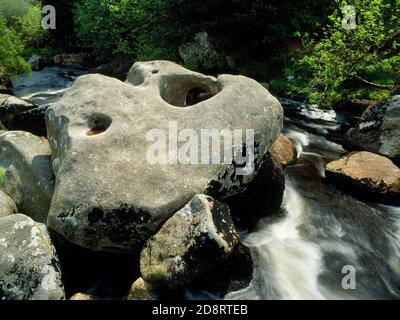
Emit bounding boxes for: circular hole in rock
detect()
[160,76,218,108]
[87,113,112,136]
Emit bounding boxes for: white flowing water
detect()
[11,68,400,300]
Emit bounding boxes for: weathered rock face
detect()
[344,95,400,165]
[326,151,400,205]
[0,190,18,218]
[224,153,285,230]
[0,214,64,300]
[269,135,298,167]
[140,194,240,289]
[0,131,55,223]
[0,94,36,125]
[46,60,283,252]
[187,242,254,298]
[179,32,226,70]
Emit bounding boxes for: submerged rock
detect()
[0,190,18,218]
[326,151,400,205]
[0,214,64,300]
[140,194,240,289]
[46,60,283,252]
[270,135,298,167]
[344,95,400,165]
[0,131,55,223]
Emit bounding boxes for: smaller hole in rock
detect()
[152,70,159,74]
[87,113,112,136]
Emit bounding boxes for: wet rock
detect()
[0,190,18,218]
[46,60,283,252]
[326,151,400,205]
[28,55,42,71]
[344,95,400,165]
[0,94,36,124]
[126,278,156,300]
[187,243,254,298]
[0,131,55,223]
[270,135,298,167]
[179,32,226,70]
[333,99,378,117]
[140,194,240,289]
[6,106,48,138]
[224,153,285,231]
[0,214,64,300]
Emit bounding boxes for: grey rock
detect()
[179,32,225,70]
[0,190,18,218]
[28,55,41,71]
[0,131,55,223]
[45,60,283,252]
[0,214,64,300]
[344,95,400,164]
[0,94,36,124]
[140,194,240,289]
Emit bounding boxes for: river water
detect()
[11,67,400,300]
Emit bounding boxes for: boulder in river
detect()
[0,190,18,218]
[0,94,36,125]
[269,135,298,167]
[344,95,400,165]
[326,151,400,205]
[0,214,64,300]
[140,194,240,289]
[45,60,283,252]
[0,131,55,223]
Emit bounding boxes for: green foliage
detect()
[0,167,6,187]
[0,1,48,84]
[0,17,31,83]
[287,0,400,107]
[0,0,30,21]
[13,4,48,48]
[74,0,332,62]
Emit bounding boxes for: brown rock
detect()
[269,135,298,167]
[326,151,400,205]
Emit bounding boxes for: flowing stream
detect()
[11,67,400,300]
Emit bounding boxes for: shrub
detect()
[0,17,31,83]
[288,0,400,107]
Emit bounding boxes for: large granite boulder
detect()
[0,214,64,300]
[326,151,400,205]
[45,60,283,252]
[0,190,18,218]
[0,131,55,222]
[140,194,240,289]
[344,95,400,165]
